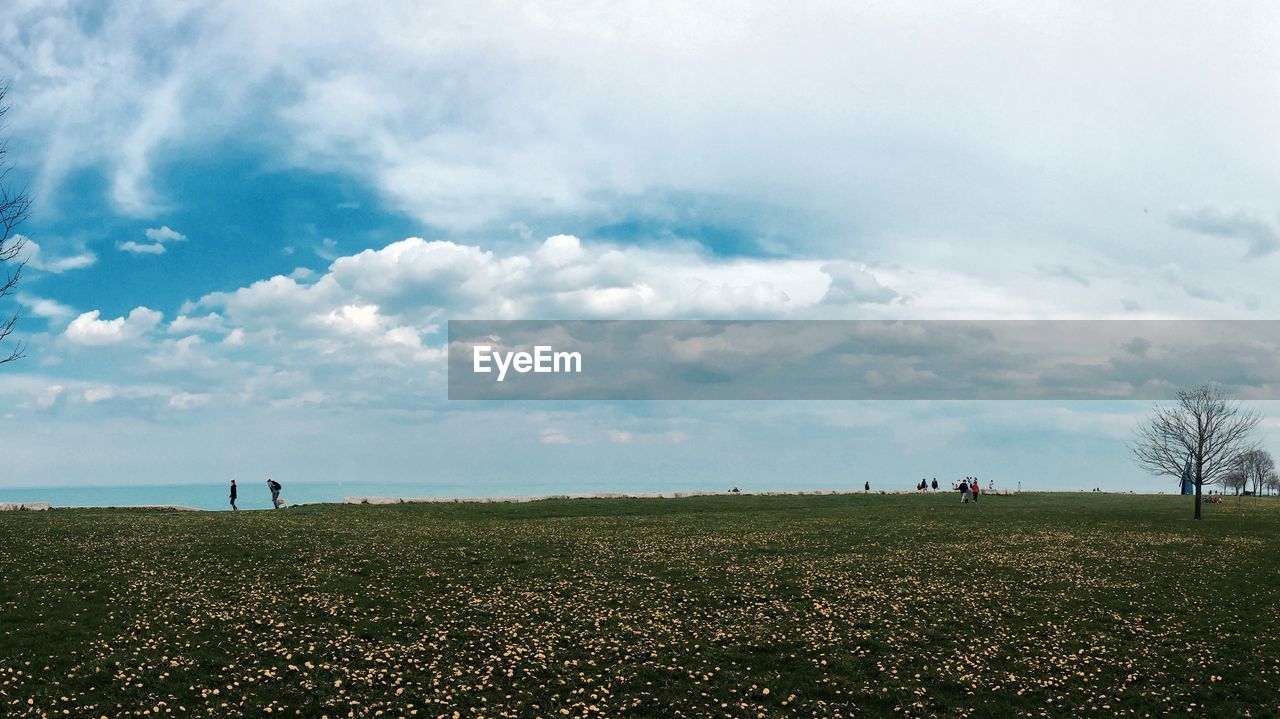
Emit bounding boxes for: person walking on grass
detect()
[267,477,282,509]
[959,479,970,503]
[931,478,939,491]
[229,479,238,511]
[970,478,980,503]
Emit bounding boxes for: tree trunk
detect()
[1194,455,1204,520]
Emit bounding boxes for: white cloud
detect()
[21,226,1270,435]
[535,234,585,267]
[184,237,876,377]
[5,3,1280,493]
[63,307,163,345]
[17,294,76,321]
[117,240,167,255]
[148,335,219,371]
[4,1,1275,256]
[820,262,899,305]
[33,384,64,410]
[21,238,96,273]
[326,239,528,307]
[117,226,187,255]
[168,392,211,410]
[168,313,226,334]
[197,274,344,325]
[0,2,1275,333]
[316,304,385,335]
[309,235,849,320]
[145,226,186,243]
[83,386,117,403]
[142,228,1234,416]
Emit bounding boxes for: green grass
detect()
[2,493,1279,718]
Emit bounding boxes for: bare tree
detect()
[1221,467,1247,496]
[0,83,31,364]
[1132,384,1261,519]
[1265,470,1280,497]
[1235,448,1276,497]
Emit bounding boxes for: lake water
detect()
[0,478,733,511]
[0,480,1169,511]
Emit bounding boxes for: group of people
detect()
[913,476,993,499]
[857,477,993,501]
[917,477,988,503]
[228,478,283,511]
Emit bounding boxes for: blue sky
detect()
[1,1,1279,494]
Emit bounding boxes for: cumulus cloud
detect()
[145,226,186,243]
[0,232,874,413]
[167,313,226,334]
[820,262,900,305]
[3,2,1277,331]
[117,240,168,255]
[194,235,881,337]
[17,294,76,321]
[63,307,163,345]
[117,226,187,255]
[23,226,1277,428]
[4,3,1279,491]
[535,234,586,267]
[316,304,386,335]
[3,1,1275,261]
[326,239,527,309]
[21,238,97,273]
[147,335,221,371]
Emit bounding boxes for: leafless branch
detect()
[0,81,31,365]
[1132,384,1261,517]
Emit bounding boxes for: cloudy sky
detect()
[1,1,1278,495]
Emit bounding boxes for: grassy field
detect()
[2,493,1279,719]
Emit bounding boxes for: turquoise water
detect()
[1,480,1161,511]
[0,481,420,511]
[0,478,732,511]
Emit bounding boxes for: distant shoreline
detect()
[3,488,1240,513]
[5,488,1044,511]
[341,487,1022,506]
[2,479,1205,513]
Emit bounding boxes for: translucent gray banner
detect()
[447,320,1280,400]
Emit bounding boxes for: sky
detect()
[1,1,1279,495]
